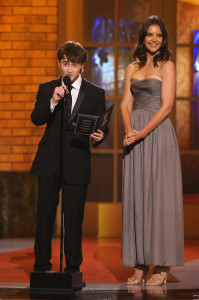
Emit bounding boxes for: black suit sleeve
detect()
[31,83,54,126]
[92,88,109,148]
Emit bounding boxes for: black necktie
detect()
[64,85,73,122]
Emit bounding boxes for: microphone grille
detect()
[63,76,71,86]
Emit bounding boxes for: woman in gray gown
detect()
[120,15,184,286]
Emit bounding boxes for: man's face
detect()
[58,57,84,83]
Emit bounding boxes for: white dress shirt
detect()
[70,74,82,112]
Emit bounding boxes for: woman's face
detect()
[144,24,163,54]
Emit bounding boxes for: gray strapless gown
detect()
[122,78,184,267]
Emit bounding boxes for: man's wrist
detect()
[50,98,58,112]
[50,97,57,107]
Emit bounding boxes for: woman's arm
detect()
[120,63,135,136]
[125,61,176,145]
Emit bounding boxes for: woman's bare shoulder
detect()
[160,60,176,81]
[126,61,139,77]
[159,60,175,71]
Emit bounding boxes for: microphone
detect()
[63,76,71,87]
[63,76,71,100]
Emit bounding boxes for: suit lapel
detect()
[69,77,87,123]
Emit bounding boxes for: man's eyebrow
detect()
[62,59,79,64]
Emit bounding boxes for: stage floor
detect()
[0,237,199,299]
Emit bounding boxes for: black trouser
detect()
[34,174,87,272]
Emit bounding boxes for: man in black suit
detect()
[30,41,108,273]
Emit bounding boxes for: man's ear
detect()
[80,63,85,73]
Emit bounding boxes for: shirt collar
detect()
[72,74,82,91]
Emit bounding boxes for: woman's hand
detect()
[123,129,144,146]
[90,129,104,143]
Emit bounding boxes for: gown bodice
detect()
[130,78,162,113]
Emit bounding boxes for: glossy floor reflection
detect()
[0,284,199,299]
[0,238,199,299]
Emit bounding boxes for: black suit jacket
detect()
[30,76,108,185]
